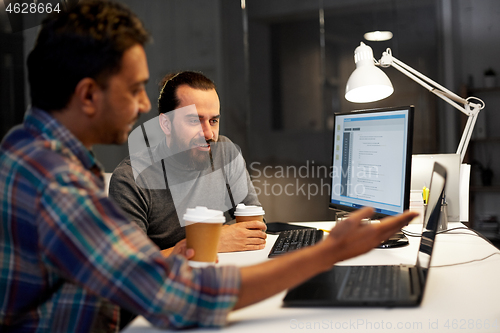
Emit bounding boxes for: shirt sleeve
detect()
[241,163,261,207]
[37,168,240,329]
[223,141,261,208]
[108,159,150,234]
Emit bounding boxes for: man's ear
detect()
[74,78,101,117]
[159,113,172,136]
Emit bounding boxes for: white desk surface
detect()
[124,222,500,333]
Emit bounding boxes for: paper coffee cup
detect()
[234,203,265,222]
[184,206,225,266]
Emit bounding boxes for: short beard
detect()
[170,128,215,170]
[187,143,213,170]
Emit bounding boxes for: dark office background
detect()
[1,0,499,225]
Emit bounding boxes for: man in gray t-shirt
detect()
[110,71,266,256]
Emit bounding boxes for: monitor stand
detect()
[335,212,409,249]
[377,231,409,248]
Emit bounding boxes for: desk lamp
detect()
[345,42,485,163]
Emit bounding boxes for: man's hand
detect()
[235,207,418,310]
[322,207,418,265]
[218,221,267,252]
[160,239,195,259]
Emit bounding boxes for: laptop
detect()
[283,162,447,307]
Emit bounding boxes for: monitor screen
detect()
[329,106,414,219]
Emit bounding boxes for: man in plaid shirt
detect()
[0,1,417,332]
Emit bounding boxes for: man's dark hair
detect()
[27,0,150,111]
[158,71,216,115]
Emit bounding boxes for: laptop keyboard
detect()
[268,229,324,258]
[339,265,400,301]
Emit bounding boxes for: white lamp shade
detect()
[345,42,394,103]
[345,66,394,103]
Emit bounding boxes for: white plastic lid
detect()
[183,206,225,224]
[188,260,215,267]
[234,203,265,216]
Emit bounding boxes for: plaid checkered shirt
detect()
[0,108,240,332]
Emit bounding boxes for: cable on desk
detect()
[401,226,500,268]
[431,252,500,268]
[440,226,499,246]
[403,226,496,246]
[401,229,423,237]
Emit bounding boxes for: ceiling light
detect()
[364,31,393,41]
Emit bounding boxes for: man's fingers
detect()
[239,221,267,230]
[329,206,374,237]
[245,244,266,250]
[379,211,419,230]
[247,229,267,239]
[343,206,375,223]
[185,248,195,259]
[398,211,419,226]
[245,237,266,245]
[375,211,419,240]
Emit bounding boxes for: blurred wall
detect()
[3,0,499,222]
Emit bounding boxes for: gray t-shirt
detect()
[109,135,261,250]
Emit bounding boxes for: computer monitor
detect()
[329,106,414,219]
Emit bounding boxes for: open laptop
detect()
[283,162,447,307]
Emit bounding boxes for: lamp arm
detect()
[390,56,467,102]
[379,48,485,163]
[391,60,471,115]
[456,104,480,163]
[381,50,472,115]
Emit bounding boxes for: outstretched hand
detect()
[235,207,419,310]
[218,221,267,252]
[325,207,419,263]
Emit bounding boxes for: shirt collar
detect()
[24,107,102,172]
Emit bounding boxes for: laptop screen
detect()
[416,162,447,280]
[330,106,414,219]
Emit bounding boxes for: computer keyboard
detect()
[268,228,324,258]
[339,265,401,301]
